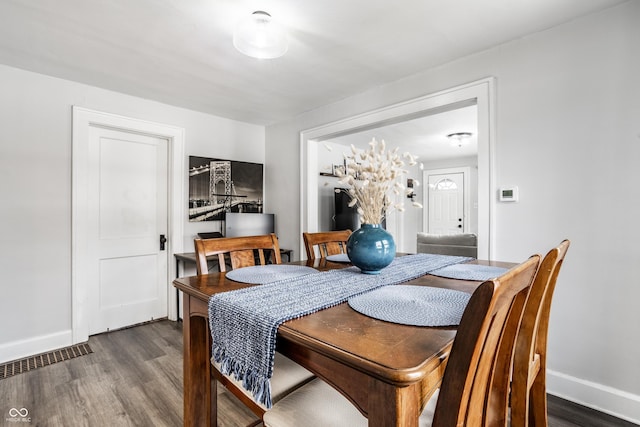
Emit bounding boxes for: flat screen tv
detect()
[225,213,275,237]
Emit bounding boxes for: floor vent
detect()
[0,343,93,380]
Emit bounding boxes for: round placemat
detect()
[348,285,471,326]
[225,265,319,285]
[325,253,351,263]
[429,264,508,281]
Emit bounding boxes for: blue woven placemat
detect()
[429,263,508,281]
[225,265,319,285]
[348,285,471,326]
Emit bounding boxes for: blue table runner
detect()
[207,253,471,407]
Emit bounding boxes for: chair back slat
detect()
[194,233,282,274]
[511,240,570,427]
[303,230,352,260]
[432,255,541,427]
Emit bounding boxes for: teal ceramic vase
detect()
[346,224,396,274]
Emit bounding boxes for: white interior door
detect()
[87,126,168,334]
[426,170,465,235]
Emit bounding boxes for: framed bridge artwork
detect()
[188,156,264,222]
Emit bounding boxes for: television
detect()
[225,213,275,237]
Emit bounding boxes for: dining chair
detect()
[510,239,570,427]
[194,233,283,274]
[262,255,541,427]
[193,234,315,424]
[302,229,352,261]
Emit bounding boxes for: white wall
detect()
[0,64,264,362]
[265,2,640,423]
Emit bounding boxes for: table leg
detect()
[367,380,420,427]
[176,259,181,321]
[183,295,216,427]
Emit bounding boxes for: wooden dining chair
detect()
[302,229,352,260]
[511,239,570,427]
[194,233,283,274]
[193,234,315,424]
[262,255,541,427]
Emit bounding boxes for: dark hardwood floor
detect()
[0,320,635,426]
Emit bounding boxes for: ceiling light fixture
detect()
[233,11,288,59]
[447,132,473,147]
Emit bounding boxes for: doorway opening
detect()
[300,78,495,259]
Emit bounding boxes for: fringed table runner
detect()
[207,253,471,408]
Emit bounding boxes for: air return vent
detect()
[0,343,93,380]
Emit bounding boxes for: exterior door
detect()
[426,171,465,234]
[86,126,168,334]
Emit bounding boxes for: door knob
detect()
[458,225,462,228]
[160,234,167,250]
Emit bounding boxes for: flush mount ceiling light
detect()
[233,11,288,59]
[447,132,473,148]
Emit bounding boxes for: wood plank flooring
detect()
[0,320,635,426]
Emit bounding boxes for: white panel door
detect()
[87,126,168,334]
[427,172,464,234]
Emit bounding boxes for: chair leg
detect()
[510,379,530,427]
[528,379,548,427]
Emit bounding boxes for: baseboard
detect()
[547,369,640,424]
[0,329,73,364]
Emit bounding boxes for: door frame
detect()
[72,107,185,344]
[423,167,471,234]
[300,77,495,259]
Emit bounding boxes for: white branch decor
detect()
[334,138,423,225]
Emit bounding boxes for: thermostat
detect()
[499,186,519,202]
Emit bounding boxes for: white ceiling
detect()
[0,0,627,126]
[326,105,478,162]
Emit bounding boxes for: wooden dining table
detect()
[173,257,515,427]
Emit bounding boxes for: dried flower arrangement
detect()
[330,138,423,224]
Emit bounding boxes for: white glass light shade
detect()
[233,11,288,59]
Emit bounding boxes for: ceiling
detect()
[326,105,478,162]
[0,0,627,126]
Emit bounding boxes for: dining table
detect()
[173,256,515,427]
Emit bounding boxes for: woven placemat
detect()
[225,264,319,285]
[325,253,350,263]
[348,285,471,326]
[429,264,508,281]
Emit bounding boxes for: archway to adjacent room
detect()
[299,77,495,259]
